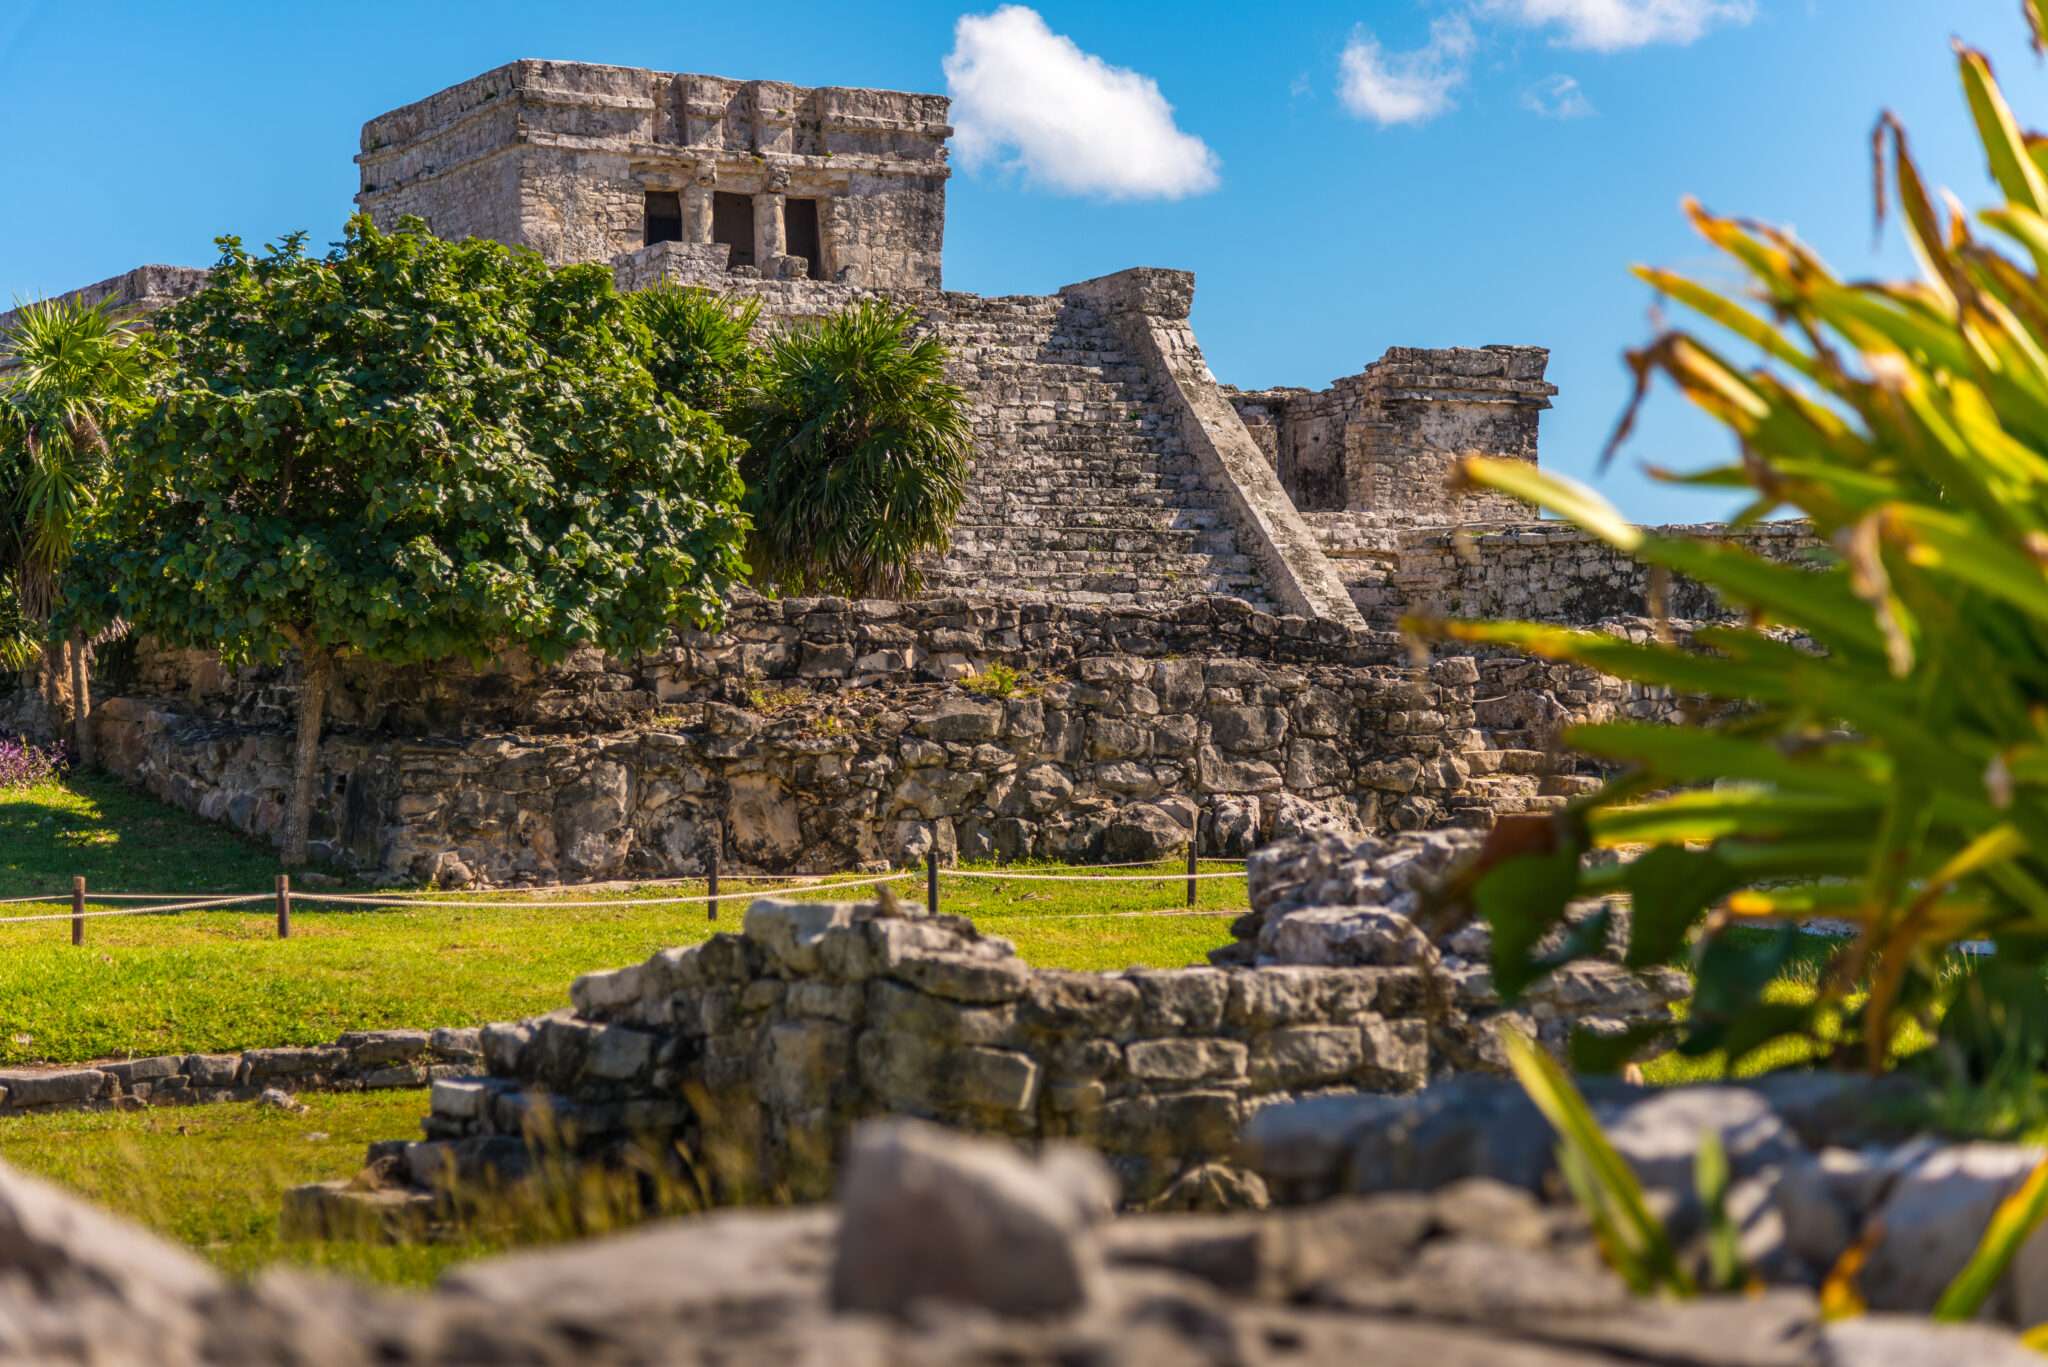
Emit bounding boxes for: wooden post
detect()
[1186,837,1198,909]
[707,843,721,923]
[71,875,84,947]
[926,839,939,917]
[276,873,292,939]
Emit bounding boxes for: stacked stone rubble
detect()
[7,1111,2039,1364]
[1218,829,1689,1070]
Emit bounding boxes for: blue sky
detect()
[0,1,2036,522]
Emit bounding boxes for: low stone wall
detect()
[362,895,1436,1207]
[0,1027,480,1114]
[91,597,1498,884]
[1397,519,1823,624]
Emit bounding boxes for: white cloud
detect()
[1482,0,1755,52]
[1522,73,1595,118]
[943,6,1220,199]
[1337,15,1476,127]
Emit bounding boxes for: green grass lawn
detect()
[0,774,1240,1065]
[0,1092,502,1285]
[0,771,1242,1287]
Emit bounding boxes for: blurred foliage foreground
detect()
[1413,7,2048,1119]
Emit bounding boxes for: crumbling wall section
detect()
[1227,347,1554,519]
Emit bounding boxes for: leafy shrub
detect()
[960,661,1041,699]
[1415,19,2048,1081]
[0,736,66,791]
[736,300,971,598]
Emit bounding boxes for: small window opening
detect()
[712,191,755,268]
[783,198,826,281]
[643,190,683,246]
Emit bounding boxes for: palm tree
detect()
[631,284,761,417]
[737,300,972,597]
[0,294,155,763]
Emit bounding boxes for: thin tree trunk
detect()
[284,645,333,868]
[67,627,91,768]
[40,639,65,741]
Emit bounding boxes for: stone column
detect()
[821,194,849,282]
[754,168,789,272]
[685,164,717,245]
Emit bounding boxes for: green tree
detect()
[736,299,971,597]
[1413,11,2048,1085]
[92,216,748,866]
[0,294,156,762]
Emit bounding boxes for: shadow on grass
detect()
[0,771,280,898]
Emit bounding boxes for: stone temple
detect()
[354,61,949,291]
[340,62,1597,626]
[3,59,1814,880]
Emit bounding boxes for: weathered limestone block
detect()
[0,1068,109,1109]
[1124,1038,1248,1085]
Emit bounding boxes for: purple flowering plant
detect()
[0,736,66,791]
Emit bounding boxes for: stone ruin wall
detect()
[1396,518,1823,625]
[88,597,1518,886]
[1300,515,1822,627]
[2,61,1827,884]
[357,60,950,290]
[1227,345,1554,520]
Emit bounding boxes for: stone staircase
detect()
[920,295,1276,610]
[1444,698,1605,830]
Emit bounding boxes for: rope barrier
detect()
[939,868,1247,882]
[29,892,266,902]
[276,871,917,912]
[0,860,1245,927]
[0,895,271,926]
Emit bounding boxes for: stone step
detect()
[922,553,1267,580]
[950,505,1228,531]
